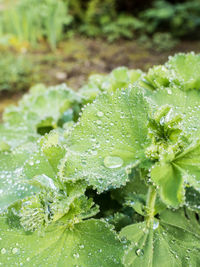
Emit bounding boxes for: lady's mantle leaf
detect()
[143,53,200,91]
[0,124,38,150]
[3,84,81,132]
[146,86,200,207]
[151,140,200,207]
[166,52,200,90]
[22,130,66,183]
[0,130,66,213]
[0,218,124,267]
[79,67,143,102]
[149,86,200,140]
[185,187,200,213]
[174,140,200,190]
[61,87,150,192]
[0,150,39,213]
[120,209,200,267]
[151,163,184,207]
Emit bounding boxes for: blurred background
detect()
[0,0,200,114]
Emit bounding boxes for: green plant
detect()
[138,32,178,51]
[140,0,200,38]
[0,53,34,92]
[0,0,72,49]
[101,15,144,42]
[0,53,200,266]
[152,32,178,51]
[79,66,143,102]
[68,0,200,42]
[74,1,144,41]
[78,0,117,37]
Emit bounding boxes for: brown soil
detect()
[0,38,200,118]
[32,38,200,89]
[0,92,22,121]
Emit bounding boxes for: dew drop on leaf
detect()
[96,120,102,125]
[135,248,144,257]
[97,111,104,117]
[1,248,6,255]
[104,156,123,169]
[29,161,34,166]
[73,253,80,259]
[153,220,159,230]
[12,247,19,254]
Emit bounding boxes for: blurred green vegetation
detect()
[0,0,199,49]
[0,0,72,49]
[0,0,199,94]
[0,53,37,92]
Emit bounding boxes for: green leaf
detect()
[111,169,152,218]
[0,124,38,150]
[18,187,94,232]
[148,86,200,140]
[150,139,200,207]
[143,65,170,90]
[166,52,200,90]
[23,151,57,182]
[143,53,200,91]
[3,84,81,133]
[151,163,185,207]
[174,140,200,191]
[185,187,200,213]
[61,88,149,192]
[120,209,200,267]
[22,130,66,183]
[111,169,148,205]
[79,67,143,102]
[0,150,39,212]
[0,218,124,267]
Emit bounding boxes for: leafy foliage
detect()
[3,83,81,136]
[0,53,34,92]
[0,218,123,267]
[141,0,200,38]
[0,0,72,49]
[61,87,149,192]
[120,209,200,266]
[79,66,143,102]
[0,0,199,47]
[68,0,200,43]
[1,52,200,265]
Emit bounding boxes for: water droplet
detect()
[12,248,19,254]
[96,120,102,125]
[73,253,80,259]
[104,156,123,169]
[135,248,144,257]
[97,111,104,117]
[1,248,6,255]
[153,220,159,230]
[29,161,34,166]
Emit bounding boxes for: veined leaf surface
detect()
[61,87,150,192]
[120,209,200,267]
[166,52,200,90]
[0,218,124,267]
[0,149,39,212]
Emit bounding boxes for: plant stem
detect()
[146,185,157,227]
